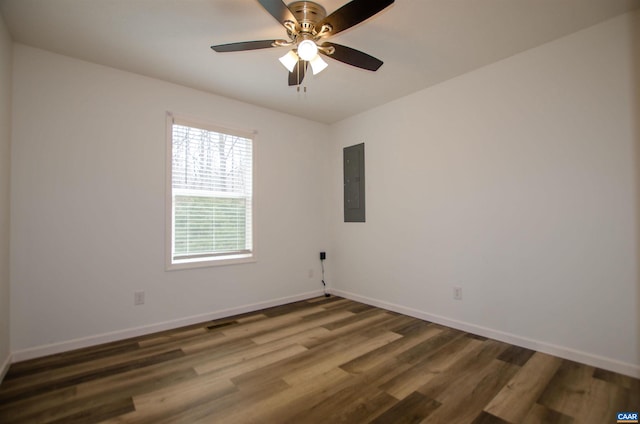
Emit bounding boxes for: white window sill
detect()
[166,253,255,271]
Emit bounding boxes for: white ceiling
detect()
[1,0,639,124]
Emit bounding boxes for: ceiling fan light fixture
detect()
[309,54,328,75]
[297,39,318,61]
[279,50,299,72]
[211,0,394,86]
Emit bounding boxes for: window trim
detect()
[165,112,257,271]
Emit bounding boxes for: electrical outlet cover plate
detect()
[453,287,462,300]
[134,290,145,305]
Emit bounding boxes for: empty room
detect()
[0,0,639,422]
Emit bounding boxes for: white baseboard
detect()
[331,288,640,379]
[12,289,325,363]
[0,352,11,384]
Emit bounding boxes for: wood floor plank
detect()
[393,319,434,336]
[420,359,519,423]
[235,313,267,323]
[0,349,185,404]
[537,360,595,418]
[3,342,141,381]
[395,327,465,365]
[417,339,510,401]
[75,360,198,399]
[1,296,638,424]
[228,368,354,423]
[522,403,574,424]
[215,305,325,340]
[122,377,237,423]
[497,344,536,366]
[593,367,640,391]
[484,352,563,423]
[279,375,397,424]
[308,297,350,307]
[194,343,308,377]
[1,340,186,392]
[251,325,331,354]
[130,380,288,424]
[137,327,208,348]
[250,309,354,344]
[340,323,442,375]
[230,323,400,389]
[471,411,511,424]
[0,367,197,423]
[48,397,135,424]
[335,389,399,423]
[371,391,441,424]
[9,393,137,424]
[302,311,393,349]
[282,331,402,386]
[573,377,631,424]
[0,386,77,422]
[380,335,480,400]
[179,329,254,355]
[317,307,388,331]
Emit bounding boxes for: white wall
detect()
[329,10,640,376]
[0,13,12,376]
[10,45,330,356]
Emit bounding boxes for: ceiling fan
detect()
[211,0,394,86]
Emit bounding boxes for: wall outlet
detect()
[134,290,145,305]
[453,286,463,300]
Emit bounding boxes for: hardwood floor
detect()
[0,296,637,423]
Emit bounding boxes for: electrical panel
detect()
[343,143,365,222]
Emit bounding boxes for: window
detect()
[166,114,254,269]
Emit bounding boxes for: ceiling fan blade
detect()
[288,60,308,86]
[257,0,299,28]
[316,0,394,38]
[211,40,280,52]
[320,43,383,71]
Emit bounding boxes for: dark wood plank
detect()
[370,391,440,424]
[471,411,511,424]
[0,349,185,403]
[279,377,397,423]
[0,367,196,423]
[48,397,135,424]
[497,344,536,366]
[3,342,141,381]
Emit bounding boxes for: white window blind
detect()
[170,119,253,264]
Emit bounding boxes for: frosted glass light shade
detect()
[297,40,318,61]
[279,50,299,72]
[309,54,328,75]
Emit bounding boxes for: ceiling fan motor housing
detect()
[288,1,327,36]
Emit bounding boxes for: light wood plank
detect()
[484,352,562,422]
[381,335,480,400]
[283,331,402,386]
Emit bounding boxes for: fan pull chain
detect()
[296,86,307,93]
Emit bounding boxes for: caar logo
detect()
[617,412,639,423]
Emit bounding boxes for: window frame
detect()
[165,112,257,270]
